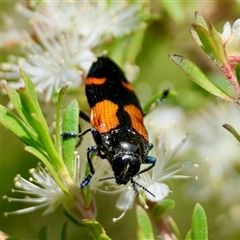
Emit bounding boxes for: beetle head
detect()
[112,154,140,185]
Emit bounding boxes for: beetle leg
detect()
[61,127,92,139]
[80,143,106,189]
[148,143,153,150]
[137,156,156,175]
[143,89,169,116]
[79,110,90,123]
[80,146,97,189]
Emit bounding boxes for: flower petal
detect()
[147,182,169,202]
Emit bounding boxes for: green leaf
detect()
[169,54,234,101]
[192,24,221,64]
[0,105,37,146]
[191,203,208,240]
[152,199,175,222]
[62,100,79,177]
[63,210,87,227]
[2,83,30,126]
[38,225,48,240]
[20,69,47,125]
[85,220,111,240]
[194,11,208,30]
[20,70,39,110]
[185,230,192,240]
[61,222,68,240]
[189,29,202,46]
[18,87,48,133]
[136,205,155,240]
[56,85,69,155]
[208,22,227,64]
[222,124,240,142]
[31,113,65,171]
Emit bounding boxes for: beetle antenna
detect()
[132,179,155,197]
[99,177,155,197]
[99,176,116,181]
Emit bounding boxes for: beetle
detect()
[62,56,168,195]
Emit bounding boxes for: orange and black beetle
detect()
[63,56,168,195]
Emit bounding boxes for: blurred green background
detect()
[1,1,240,239]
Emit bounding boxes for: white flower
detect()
[2,147,112,217]
[221,19,240,60]
[3,164,66,216]
[15,1,144,41]
[1,28,95,101]
[221,19,240,42]
[186,102,240,201]
[139,121,192,202]
[1,1,145,101]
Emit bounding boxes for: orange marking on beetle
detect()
[91,100,119,133]
[86,77,107,85]
[124,104,148,141]
[121,81,134,91]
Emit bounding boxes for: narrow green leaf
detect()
[18,87,48,132]
[56,85,69,154]
[63,210,87,227]
[208,22,227,64]
[0,105,37,146]
[136,205,155,240]
[61,222,68,240]
[169,54,234,101]
[31,113,65,171]
[192,24,221,64]
[185,230,192,240]
[25,146,69,195]
[85,220,111,240]
[20,69,47,125]
[62,100,79,177]
[20,70,39,107]
[194,11,208,30]
[2,83,29,125]
[189,29,202,46]
[191,203,208,240]
[222,124,240,142]
[38,225,48,240]
[152,199,175,222]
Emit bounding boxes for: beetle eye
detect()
[112,155,140,185]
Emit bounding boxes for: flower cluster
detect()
[221,19,240,72]
[3,164,66,216]
[1,1,146,101]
